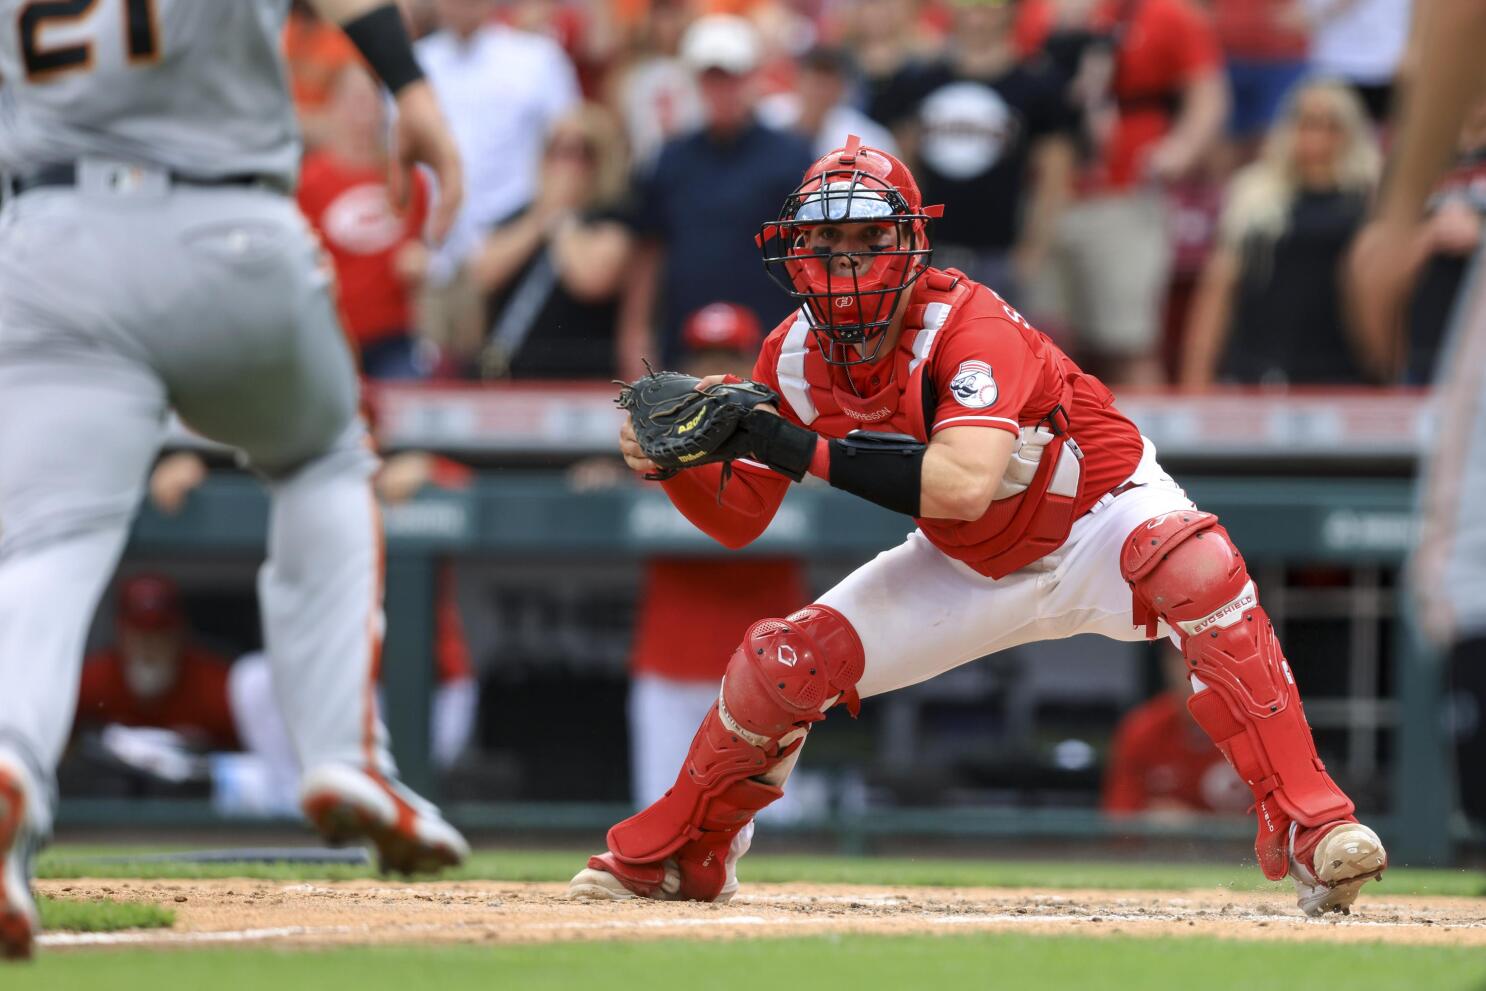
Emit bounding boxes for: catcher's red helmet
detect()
[759,135,941,365]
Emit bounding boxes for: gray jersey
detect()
[0,0,300,186]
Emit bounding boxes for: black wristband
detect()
[343,4,425,95]
[740,409,815,481]
[826,433,924,517]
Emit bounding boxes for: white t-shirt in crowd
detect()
[416,24,581,279]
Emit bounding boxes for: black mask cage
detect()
[759,168,935,366]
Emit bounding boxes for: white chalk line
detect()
[37,906,1481,947]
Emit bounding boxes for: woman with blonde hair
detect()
[470,103,635,379]
[1182,78,1382,387]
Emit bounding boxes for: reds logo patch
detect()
[949,360,998,409]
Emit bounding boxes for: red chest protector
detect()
[774,269,1086,580]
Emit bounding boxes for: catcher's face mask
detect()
[760,135,940,366]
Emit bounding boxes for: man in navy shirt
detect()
[618,14,815,375]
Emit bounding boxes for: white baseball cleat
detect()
[567,822,750,903]
[0,760,38,961]
[1289,820,1387,917]
[300,764,469,876]
[564,855,740,909]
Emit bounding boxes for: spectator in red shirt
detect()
[76,575,239,752]
[1102,649,1248,816]
[1022,0,1229,385]
[297,64,433,380]
[608,304,810,808]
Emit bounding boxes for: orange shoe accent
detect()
[0,774,34,961]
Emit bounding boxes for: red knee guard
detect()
[606,605,864,900]
[1121,511,1354,880]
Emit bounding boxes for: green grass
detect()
[35,894,173,932]
[36,845,1486,897]
[5,935,1485,991]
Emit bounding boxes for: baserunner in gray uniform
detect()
[1350,0,1486,852]
[0,0,466,959]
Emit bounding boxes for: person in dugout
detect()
[75,574,239,753]
[1102,648,1249,818]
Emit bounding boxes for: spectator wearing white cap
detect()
[616,14,816,378]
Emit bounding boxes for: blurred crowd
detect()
[280,0,1471,392]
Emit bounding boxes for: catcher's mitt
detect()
[617,369,780,479]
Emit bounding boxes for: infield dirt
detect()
[32,878,1486,950]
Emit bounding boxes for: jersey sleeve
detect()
[657,331,795,548]
[927,314,1041,437]
[660,462,792,550]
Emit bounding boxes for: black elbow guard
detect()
[343,4,425,95]
[828,432,924,517]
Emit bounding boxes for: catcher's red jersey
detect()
[658,267,1144,574]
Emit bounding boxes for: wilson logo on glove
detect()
[615,368,782,482]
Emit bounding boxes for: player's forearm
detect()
[742,417,1012,521]
[1375,0,1486,226]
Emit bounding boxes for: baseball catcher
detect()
[569,135,1387,916]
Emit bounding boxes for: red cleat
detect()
[300,764,468,876]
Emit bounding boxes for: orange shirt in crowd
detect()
[76,647,240,751]
[1101,693,1247,814]
[632,559,809,681]
[298,152,430,346]
[283,12,360,115]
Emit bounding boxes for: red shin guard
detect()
[1121,512,1355,880]
[606,606,865,900]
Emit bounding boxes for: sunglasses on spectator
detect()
[547,137,597,163]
